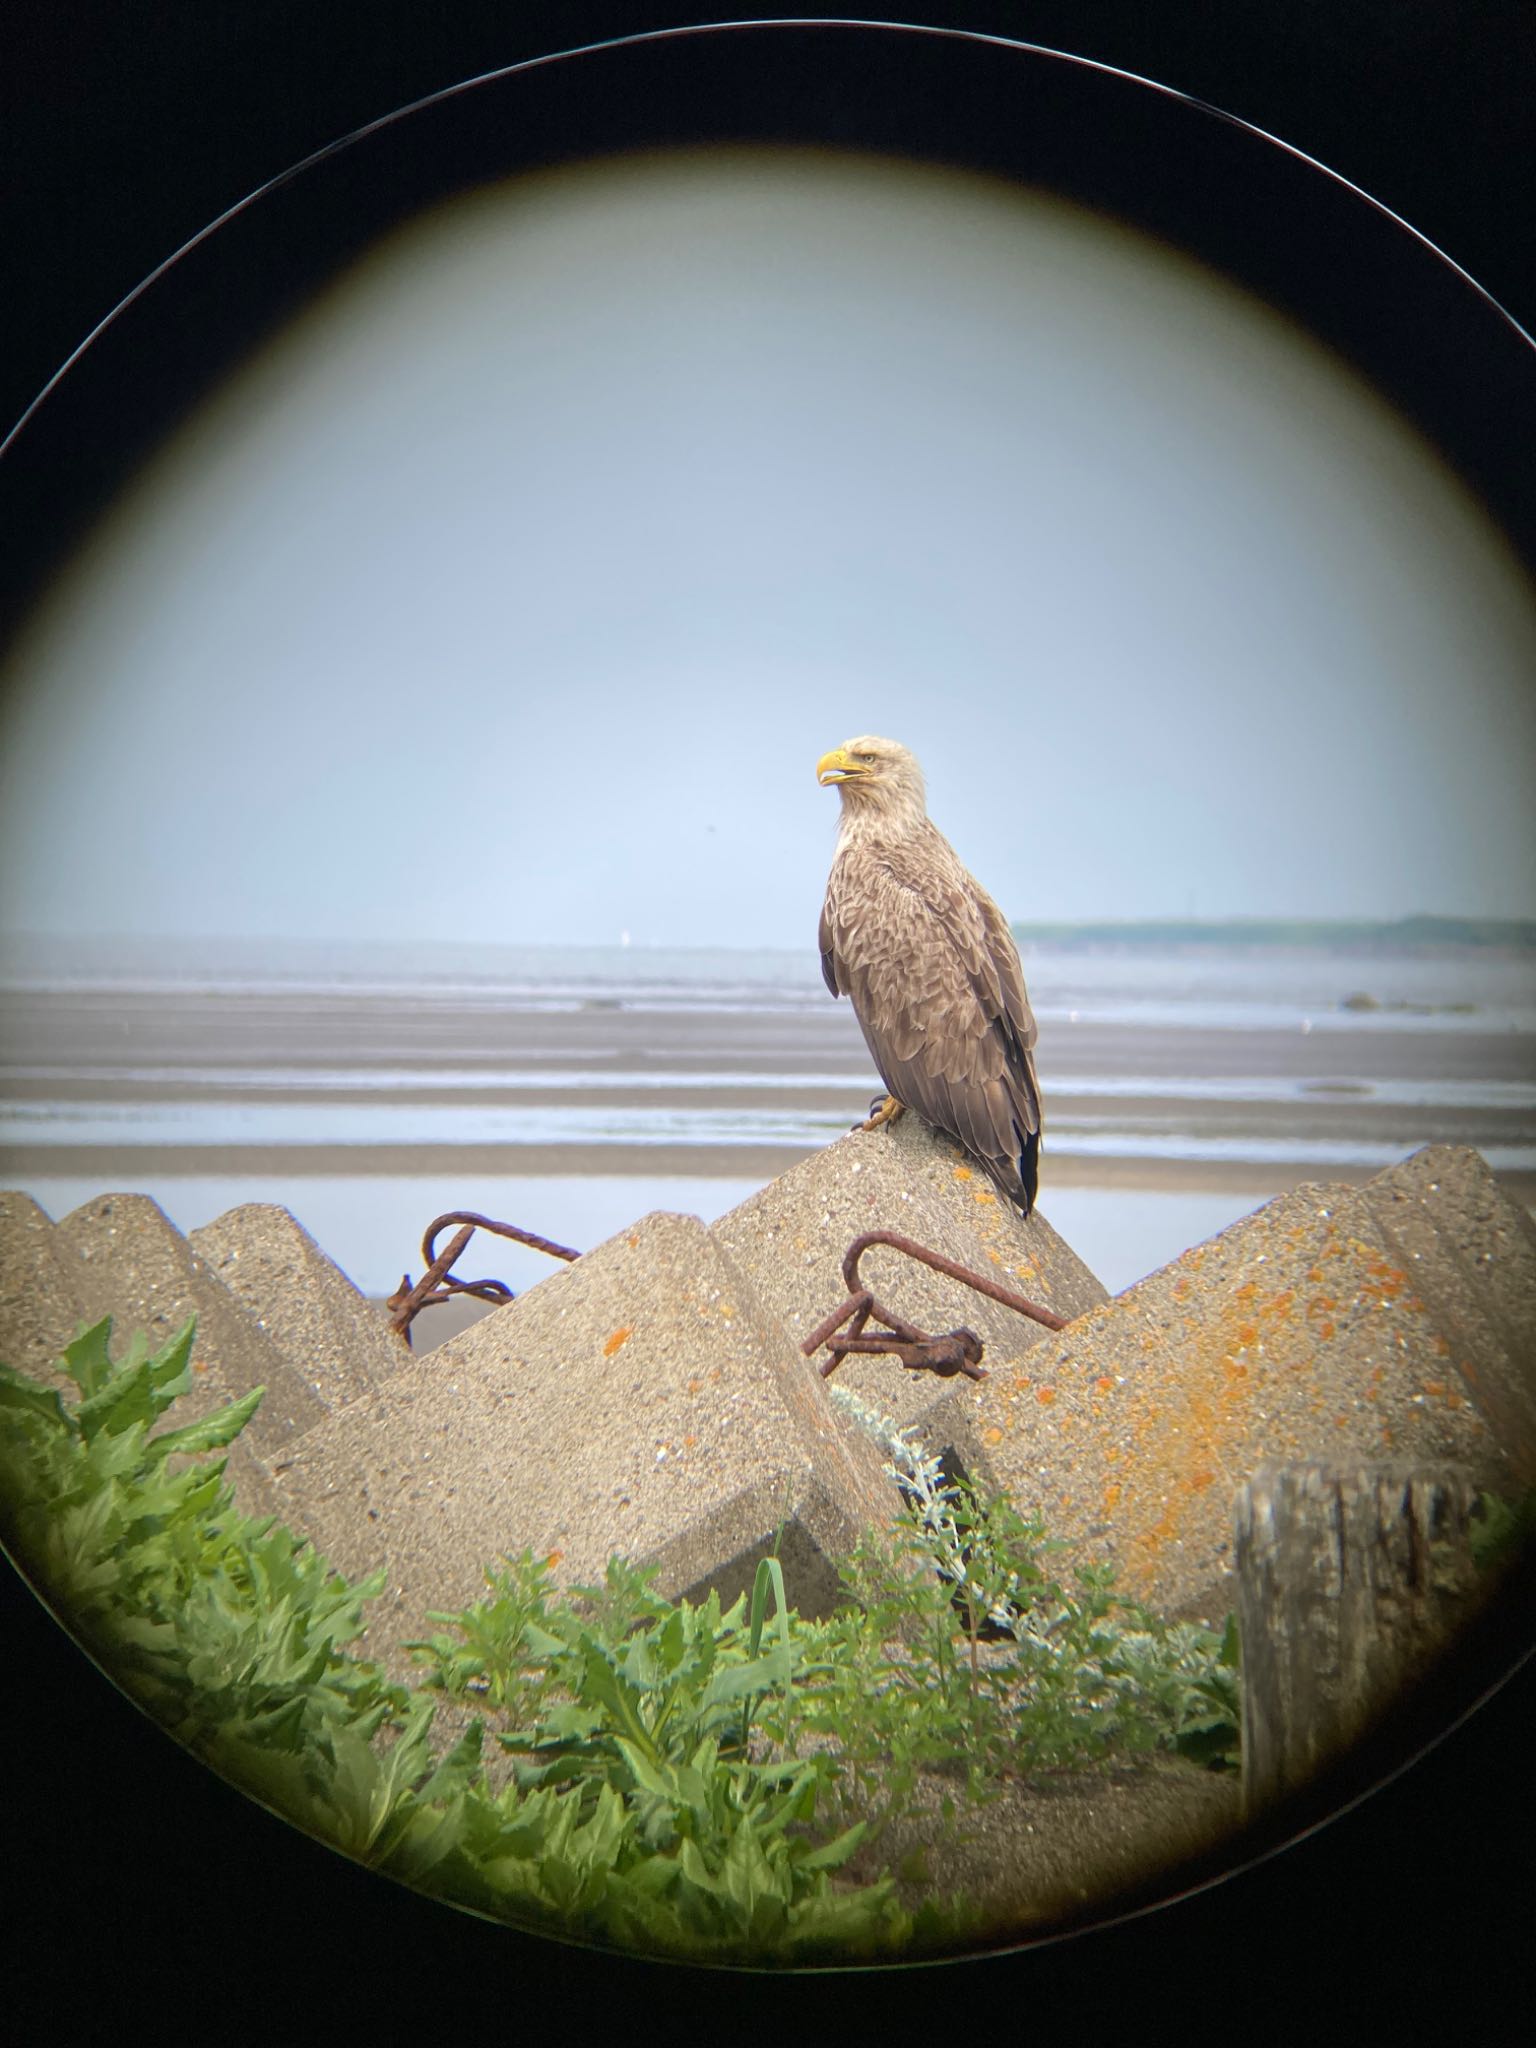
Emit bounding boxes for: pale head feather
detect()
[827,735,929,844]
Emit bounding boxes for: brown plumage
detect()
[816,734,1042,1216]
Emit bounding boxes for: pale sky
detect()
[2,145,1534,949]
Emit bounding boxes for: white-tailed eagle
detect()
[817,734,1042,1216]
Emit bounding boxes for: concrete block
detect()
[55,1194,327,1479]
[1360,1146,1536,1481]
[0,1191,95,1396]
[711,1112,1108,1454]
[953,1178,1512,1626]
[257,1210,905,1676]
[190,1203,406,1412]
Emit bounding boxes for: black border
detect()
[3,3,1534,2023]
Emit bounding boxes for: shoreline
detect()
[4,1139,1532,1209]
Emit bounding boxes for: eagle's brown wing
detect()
[821,822,1041,1213]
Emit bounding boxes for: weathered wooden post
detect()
[1234,1462,1485,1818]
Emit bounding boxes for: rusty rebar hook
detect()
[801,1229,1066,1382]
[388,1210,581,1345]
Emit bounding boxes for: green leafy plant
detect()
[1471,1486,1536,1576]
[0,1318,407,1824]
[813,1387,1243,1810]
[1,1317,1240,1964]
[409,1552,890,1943]
[0,1321,947,1960]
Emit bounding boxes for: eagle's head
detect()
[816,735,927,826]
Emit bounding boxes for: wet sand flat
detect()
[5,982,1535,1087]
[4,982,1533,1230]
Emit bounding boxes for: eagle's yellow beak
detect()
[817,747,861,786]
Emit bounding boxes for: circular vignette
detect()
[1,15,1534,1983]
[4,18,1535,630]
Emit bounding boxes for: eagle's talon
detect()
[857,1094,906,1133]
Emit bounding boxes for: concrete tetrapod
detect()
[191,1202,407,1413]
[1358,1145,1536,1482]
[256,1210,906,1681]
[950,1161,1518,1624]
[712,1111,1108,1462]
[0,1191,97,1399]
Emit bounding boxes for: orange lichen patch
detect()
[1444,1391,1464,1409]
[1221,1357,1248,1378]
[1433,1334,1452,1357]
[717,1301,736,1320]
[1368,1253,1417,1302]
[1335,1414,1350,1428]
[1135,1506,1181,1559]
[1036,1387,1057,1405]
[1424,1380,1447,1398]
[983,1426,1004,1446]
[627,1234,640,1248]
[687,1378,703,1394]
[192,1358,209,1374]
[603,1326,634,1357]
[1095,1376,1113,1394]
[1234,1281,1258,1303]
[1307,1293,1338,1316]
[1236,1323,1259,1348]
[1365,1387,1380,1403]
[683,1434,698,1448]
[953,1166,973,1181]
[986,1248,1002,1265]
[545,1550,564,1568]
[1316,1322,1336,1341]
[1186,1469,1215,1493]
[973,1188,996,1205]
[1172,1277,1192,1302]
[1103,1484,1122,1511]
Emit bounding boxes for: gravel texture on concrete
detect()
[0,1190,95,1395]
[711,1113,1108,1458]
[1360,1145,1536,1481]
[257,1210,905,1679]
[190,1202,407,1413]
[55,1192,327,1473]
[837,1752,1243,1942]
[954,1162,1516,1624]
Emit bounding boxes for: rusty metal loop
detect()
[421,1210,581,1269]
[842,1230,1067,1333]
[802,1228,1067,1383]
[388,1210,581,1345]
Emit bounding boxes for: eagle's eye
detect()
[855,751,876,764]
